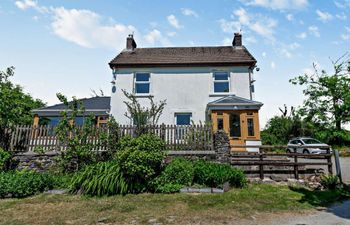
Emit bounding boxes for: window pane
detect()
[136,73,150,81]
[176,114,191,125]
[214,82,229,92]
[217,118,224,130]
[247,118,254,136]
[214,72,228,80]
[75,117,85,126]
[135,83,150,93]
[229,113,241,137]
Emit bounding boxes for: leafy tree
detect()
[122,89,166,136]
[261,106,315,145]
[289,54,350,131]
[0,67,45,149]
[54,93,99,172]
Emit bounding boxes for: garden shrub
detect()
[320,174,340,190]
[152,158,194,193]
[0,171,55,198]
[193,160,247,188]
[115,134,166,192]
[70,161,129,196]
[0,148,11,171]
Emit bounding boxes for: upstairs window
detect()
[214,72,229,93]
[135,73,150,94]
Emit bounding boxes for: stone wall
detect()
[12,151,58,172]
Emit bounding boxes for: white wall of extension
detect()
[110,66,253,125]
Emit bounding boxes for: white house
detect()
[109,33,263,149]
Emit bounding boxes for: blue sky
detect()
[0,0,349,127]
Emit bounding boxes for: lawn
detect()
[0,184,349,225]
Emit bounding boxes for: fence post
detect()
[293,148,299,179]
[327,147,333,175]
[334,149,342,183]
[160,123,166,141]
[259,153,264,180]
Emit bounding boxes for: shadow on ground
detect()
[289,184,350,220]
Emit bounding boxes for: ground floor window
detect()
[175,113,192,125]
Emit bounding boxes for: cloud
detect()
[336,12,347,20]
[51,7,136,49]
[144,29,172,46]
[219,19,241,33]
[181,8,198,17]
[316,9,333,22]
[262,52,267,57]
[346,26,350,32]
[341,34,350,40]
[219,8,277,40]
[15,0,48,13]
[167,31,177,37]
[240,0,308,10]
[296,32,307,39]
[334,0,350,8]
[167,14,182,29]
[222,37,232,45]
[270,61,276,69]
[308,25,320,37]
[286,14,294,21]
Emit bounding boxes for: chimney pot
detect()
[126,34,137,50]
[232,32,242,47]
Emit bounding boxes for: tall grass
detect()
[70,161,129,196]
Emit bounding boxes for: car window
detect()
[302,138,321,144]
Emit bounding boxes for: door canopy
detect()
[207,95,263,111]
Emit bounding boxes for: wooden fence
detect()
[230,145,333,179]
[6,124,213,152]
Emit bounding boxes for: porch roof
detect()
[207,95,263,110]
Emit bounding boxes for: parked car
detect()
[287,137,332,154]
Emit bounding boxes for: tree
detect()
[122,90,166,136]
[54,93,99,172]
[289,54,350,131]
[261,105,315,145]
[0,67,45,149]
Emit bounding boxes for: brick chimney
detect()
[126,34,137,50]
[232,32,242,47]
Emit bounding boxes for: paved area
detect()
[270,200,350,225]
[297,157,350,183]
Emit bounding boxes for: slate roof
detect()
[207,95,263,110]
[109,46,256,68]
[33,96,110,117]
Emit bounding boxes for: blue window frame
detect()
[135,73,150,94]
[214,72,229,93]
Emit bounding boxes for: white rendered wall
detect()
[110,67,252,125]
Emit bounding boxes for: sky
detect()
[0,0,349,128]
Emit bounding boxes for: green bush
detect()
[320,175,339,190]
[115,134,166,192]
[0,148,11,171]
[0,171,55,198]
[152,158,194,193]
[70,161,129,196]
[193,160,247,188]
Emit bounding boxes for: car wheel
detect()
[286,149,292,154]
[303,149,310,154]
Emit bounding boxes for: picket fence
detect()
[6,124,213,152]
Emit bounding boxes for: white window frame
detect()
[134,72,150,94]
[213,71,230,93]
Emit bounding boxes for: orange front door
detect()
[211,110,260,152]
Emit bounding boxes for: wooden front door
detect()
[211,110,260,151]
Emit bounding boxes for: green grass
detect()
[0,184,349,225]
